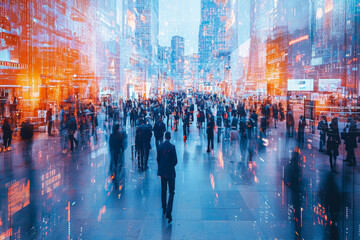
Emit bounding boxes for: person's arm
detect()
[156,145,161,165]
[173,145,178,166]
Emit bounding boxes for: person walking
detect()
[250,109,258,135]
[342,117,357,166]
[20,119,34,161]
[298,115,307,144]
[153,115,166,151]
[157,132,177,223]
[216,111,222,143]
[327,118,340,172]
[286,108,295,138]
[67,114,78,152]
[144,119,153,170]
[273,104,279,128]
[46,107,53,136]
[206,112,215,152]
[317,115,328,152]
[2,118,12,151]
[182,110,190,142]
[109,124,127,178]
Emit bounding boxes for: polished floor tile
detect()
[0,118,359,239]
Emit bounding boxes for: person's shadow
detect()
[318,172,341,239]
[287,147,304,239]
[161,218,173,240]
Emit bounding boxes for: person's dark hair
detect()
[113,124,120,133]
[165,131,171,140]
[331,117,338,126]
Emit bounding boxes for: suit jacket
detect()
[157,141,177,178]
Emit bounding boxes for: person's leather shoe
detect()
[166,214,172,223]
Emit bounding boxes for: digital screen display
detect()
[318,79,341,92]
[287,79,314,91]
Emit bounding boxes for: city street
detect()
[1,117,359,240]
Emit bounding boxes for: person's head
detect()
[300,115,303,119]
[322,115,326,121]
[165,131,171,140]
[113,124,120,133]
[158,115,162,122]
[331,117,338,126]
[347,117,352,123]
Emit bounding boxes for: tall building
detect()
[198,0,238,93]
[198,0,217,74]
[171,36,185,90]
[247,0,273,93]
[158,45,172,93]
[135,0,159,59]
[121,0,159,98]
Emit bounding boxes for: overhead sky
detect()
[159,0,201,56]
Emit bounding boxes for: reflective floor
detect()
[1,117,359,239]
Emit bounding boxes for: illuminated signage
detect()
[318,79,341,92]
[8,178,30,216]
[41,169,62,196]
[289,35,309,46]
[288,79,314,91]
[0,61,28,69]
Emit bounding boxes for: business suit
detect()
[157,140,178,219]
[343,121,357,166]
[207,115,215,152]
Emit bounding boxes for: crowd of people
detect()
[1,91,359,223]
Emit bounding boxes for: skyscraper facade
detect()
[171,36,185,90]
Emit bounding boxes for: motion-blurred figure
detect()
[327,118,340,173]
[318,115,328,152]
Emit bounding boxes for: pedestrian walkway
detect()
[0,115,359,239]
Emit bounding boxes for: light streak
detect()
[289,35,309,46]
[217,151,224,169]
[66,201,70,222]
[98,206,106,222]
[0,228,12,239]
[210,173,215,190]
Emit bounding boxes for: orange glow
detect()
[0,228,12,239]
[98,206,106,222]
[210,173,215,190]
[217,151,224,169]
[8,179,30,217]
[325,0,334,13]
[128,10,136,31]
[289,35,309,46]
[66,201,70,222]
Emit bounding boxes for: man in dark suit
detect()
[298,115,307,143]
[153,115,166,151]
[206,112,215,152]
[157,132,177,223]
[343,117,358,166]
